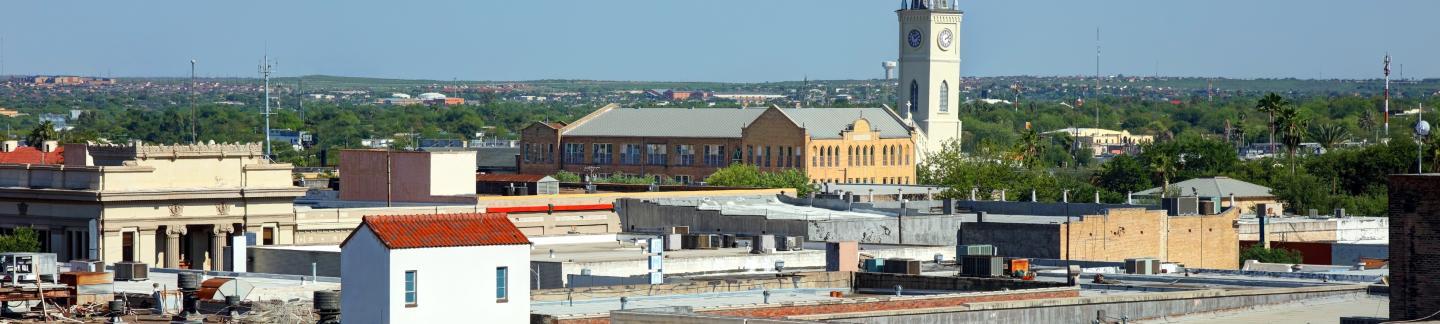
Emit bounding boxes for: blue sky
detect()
[2,0,1435,82]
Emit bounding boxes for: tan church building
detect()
[520,1,966,184]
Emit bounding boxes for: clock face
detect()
[938,29,954,50]
[907,29,923,48]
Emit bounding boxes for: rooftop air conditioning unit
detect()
[786,236,804,251]
[1124,258,1159,275]
[68,260,103,272]
[113,262,149,281]
[961,255,1004,277]
[957,244,996,257]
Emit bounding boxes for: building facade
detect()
[1388,174,1440,320]
[341,213,531,324]
[519,105,918,185]
[0,142,304,269]
[1042,127,1154,157]
[338,150,477,204]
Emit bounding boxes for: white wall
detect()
[341,226,390,322]
[387,243,530,323]
[428,151,478,196]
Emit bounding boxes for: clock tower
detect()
[897,0,962,163]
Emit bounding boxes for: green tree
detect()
[1275,104,1307,175]
[1306,123,1350,151]
[25,121,58,146]
[1093,155,1149,195]
[0,227,42,253]
[1239,245,1302,265]
[1255,93,1290,155]
[704,164,812,196]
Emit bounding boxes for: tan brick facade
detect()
[519,106,917,185]
[1059,207,1239,270]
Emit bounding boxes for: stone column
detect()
[165,226,186,269]
[211,225,230,271]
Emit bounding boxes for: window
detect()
[405,270,418,306]
[676,145,695,166]
[704,145,726,167]
[593,144,613,164]
[262,227,275,245]
[673,175,692,184]
[940,81,950,112]
[621,144,643,165]
[522,143,533,163]
[495,267,508,302]
[746,145,754,165]
[563,143,585,164]
[909,80,919,114]
[646,144,668,166]
[121,232,134,262]
[763,146,772,167]
[546,144,555,163]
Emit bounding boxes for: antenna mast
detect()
[260,55,275,159]
[1384,53,1391,139]
[190,59,198,144]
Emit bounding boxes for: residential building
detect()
[1134,176,1281,216]
[519,105,918,184]
[1042,127,1154,157]
[0,140,63,164]
[338,150,477,204]
[340,213,531,324]
[0,142,304,268]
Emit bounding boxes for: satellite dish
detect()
[1417,120,1432,137]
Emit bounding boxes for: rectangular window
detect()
[262,227,275,245]
[646,144,668,166]
[746,145,754,165]
[763,146,772,167]
[621,144,643,165]
[676,145,695,166]
[522,143,533,163]
[673,175,692,184]
[563,143,585,164]
[405,270,418,306]
[593,144,613,165]
[495,267,508,301]
[704,145,725,167]
[546,144,555,163]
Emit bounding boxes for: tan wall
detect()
[338,150,443,203]
[1060,207,1239,270]
[427,151,477,196]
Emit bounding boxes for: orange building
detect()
[519,104,917,185]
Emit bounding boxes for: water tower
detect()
[882,61,898,80]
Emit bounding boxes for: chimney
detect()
[1,140,16,153]
[41,141,58,153]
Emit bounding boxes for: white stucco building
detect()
[340,213,532,323]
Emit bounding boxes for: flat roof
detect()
[532,288,845,317]
[651,196,893,220]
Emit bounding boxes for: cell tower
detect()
[1384,53,1391,138]
[1094,27,1101,129]
[259,55,275,159]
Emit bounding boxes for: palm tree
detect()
[1149,154,1177,198]
[1049,132,1076,168]
[1275,105,1307,175]
[1013,128,1043,168]
[1307,123,1350,151]
[1255,93,1290,156]
[1358,110,1377,143]
[25,121,58,146]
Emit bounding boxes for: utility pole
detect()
[259,55,275,159]
[190,59,197,144]
[1094,27,1101,129]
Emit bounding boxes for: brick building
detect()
[959,203,1240,270]
[1389,174,1440,320]
[519,104,918,185]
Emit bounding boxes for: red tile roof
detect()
[475,173,552,183]
[0,146,63,164]
[348,213,531,249]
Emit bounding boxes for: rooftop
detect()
[651,196,894,220]
[562,107,910,139]
[346,213,531,249]
[1135,176,1273,198]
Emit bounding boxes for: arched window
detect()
[939,81,950,112]
[909,80,919,114]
